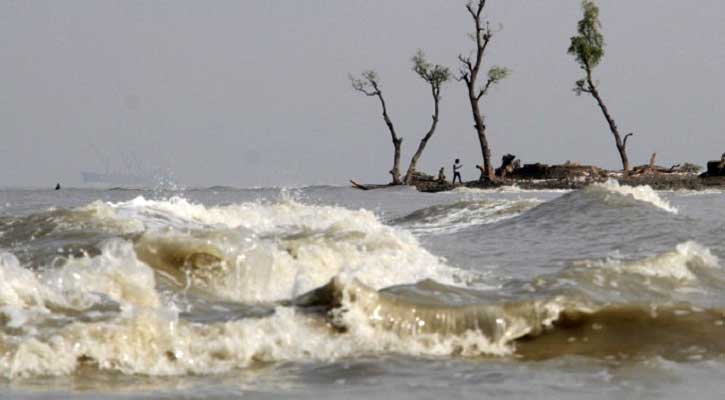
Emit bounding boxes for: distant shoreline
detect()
[417,174,725,193]
[352,174,725,193]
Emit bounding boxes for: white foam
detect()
[99,196,397,234]
[398,199,541,235]
[667,189,725,197]
[3,290,519,379]
[43,240,161,310]
[0,284,562,378]
[576,241,719,281]
[589,179,678,213]
[452,186,571,195]
[1,307,328,377]
[0,241,160,316]
[79,196,473,302]
[134,222,469,303]
[329,278,554,357]
[0,253,48,309]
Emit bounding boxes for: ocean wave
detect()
[0,306,332,377]
[0,205,144,247]
[517,241,725,310]
[301,271,725,362]
[0,240,158,316]
[132,221,471,302]
[508,180,680,231]
[569,241,719,282]
[2,242,725,378]
[393,199,541,235]
[666,188,725,197]
[6,196,475,303]
[0,276,558,378]
[3,284,723,378]
[96,195,396,233]
[452,186,572,194]
[586,179,677,213]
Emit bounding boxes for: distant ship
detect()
[81,171,156,186]
[81,141,162,187]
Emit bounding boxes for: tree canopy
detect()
[411,50,451,90]
[568,0,604,72]
[349,70,381,97]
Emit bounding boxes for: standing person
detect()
[452,159,463,184]
[437,167,446,183]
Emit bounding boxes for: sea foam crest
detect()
[43,240,161,309]
[99,195,387,233]
[0,280,560,378]
[452,186,571,194]
[575,241,719,282]
[0,253,49,310]
[589,179,678,213]
[0,240,160,314]
[395,199,540,235]
[88,196,473,301]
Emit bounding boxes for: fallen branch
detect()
[349,180,369,191]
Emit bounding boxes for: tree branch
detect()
[623,132,633,148]
[476,78,495,100]
[465,3,477,20]
[457,54,473,72]
[352,87,378,96]
[456,54,473,83]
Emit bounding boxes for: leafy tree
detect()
[350,71,404,184]
[403,50,452,184]
[569,0,633,173]
[458,0,510,182]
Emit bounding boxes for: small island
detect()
[350,0,725,193]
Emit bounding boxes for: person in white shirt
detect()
[452,159,463,184]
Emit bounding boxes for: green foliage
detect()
[568,0,605,70]
[349,70,380,95]
[362,70,378,83]
[487,66,510,83]
[411,49,451,88]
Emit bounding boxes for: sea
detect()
[0,181,724,399]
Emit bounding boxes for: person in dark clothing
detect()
[55,183,61,190]
[452,159,463,184]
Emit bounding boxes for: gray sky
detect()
[2,1,724,187]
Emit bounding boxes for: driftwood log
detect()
[350,180,369,190]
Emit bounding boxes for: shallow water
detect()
[0,183,724,399]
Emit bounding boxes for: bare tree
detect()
[403,50,452,184]
[457,0,510,182]
[569,0,632,173]
[350,71,403,184]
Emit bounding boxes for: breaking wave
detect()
[1,240,722,378]
[110,197,474,301]
[452,186,571,194]
[569,241,719,282]
[1,196,475,302]
[0,183,720,380]
[586,179,678,213]
[392,199,540,234]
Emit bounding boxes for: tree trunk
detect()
[391,137,403,184]
[587,74,630,173]
[377,93,403,184]
[460,1,497,183]
[647,152,657,174]
[468,89,495,181]
[404,88,441,184]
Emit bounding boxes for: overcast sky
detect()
[2,1,724,187]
